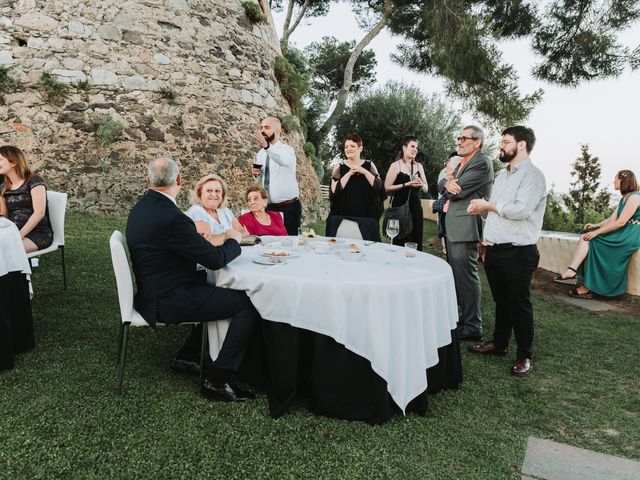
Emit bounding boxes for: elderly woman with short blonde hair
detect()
[185,173,247,246]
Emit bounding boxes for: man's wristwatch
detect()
[264,143,270,150]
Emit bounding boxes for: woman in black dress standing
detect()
[329,133,384,220]
[384,136,428,250]
[0,145,53,253]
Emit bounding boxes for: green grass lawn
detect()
[1,213,638,479]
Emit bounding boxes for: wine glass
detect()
[386,219,399,249]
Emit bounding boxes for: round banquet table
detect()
[0,217,34,372]
[212,236,462,423]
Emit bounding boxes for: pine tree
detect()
[563,144,611,227]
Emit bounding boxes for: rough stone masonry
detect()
[0,0,323,217]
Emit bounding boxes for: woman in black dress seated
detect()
[0,145,53,253]
[329,133,384,220]
[384,136,429,250]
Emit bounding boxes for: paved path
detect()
[553,294,612,312]
[521,437,640,480]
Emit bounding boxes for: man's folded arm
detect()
[167,214,241,270]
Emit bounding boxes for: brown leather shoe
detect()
[468,342,508,356]
[511,358,533,377]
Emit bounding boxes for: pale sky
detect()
[272,4,640,193]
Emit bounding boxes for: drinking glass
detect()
[386,219,399,249]
[405,242,418,257]
[252,163,263,180]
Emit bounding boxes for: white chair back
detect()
[26,190,69,287]
[335,219,363,240]
[26,190,67,257]
[109,230,147,327]
[47,191,66,247]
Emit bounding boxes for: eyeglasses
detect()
[456,136,478,143]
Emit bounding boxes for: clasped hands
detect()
[200,227,245,244]
[581,223,600,241]
[582,229,600,241]
[467,198,490,215]
[346,165,370,177]
[404,178,423,188]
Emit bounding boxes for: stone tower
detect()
[0,0,323,216]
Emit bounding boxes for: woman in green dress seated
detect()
[553,170,640,298]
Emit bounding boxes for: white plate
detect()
[260,249,298,258]
[264,241,282,248]
[253,257,287,265]
[313,237,345,245]
[339,250,365,262]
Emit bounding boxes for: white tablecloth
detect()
[0,217,31,277]
[214,237,459,412]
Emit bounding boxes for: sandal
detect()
[553,267,578,285]
[568,288,593,300]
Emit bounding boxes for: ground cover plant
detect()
[1,213,638,479]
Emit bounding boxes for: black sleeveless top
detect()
[330,160,382,220]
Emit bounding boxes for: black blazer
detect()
[125,190,241,326]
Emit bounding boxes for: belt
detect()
[269,197,299,207]
[488,243,535,249]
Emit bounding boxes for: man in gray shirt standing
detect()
[466,126,546,377]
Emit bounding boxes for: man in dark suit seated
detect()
[126,157,259,402]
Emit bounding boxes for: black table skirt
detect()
[0,272,35,372]
[238,320,463,424]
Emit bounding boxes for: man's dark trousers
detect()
[484,244,539,360]
[174,286,257,372]
[268,199,302,236]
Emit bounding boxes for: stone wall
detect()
[0,0,324,218]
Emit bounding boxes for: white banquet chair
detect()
[109,230,229,393]
[27,190,67,288]
[335,218,363,240]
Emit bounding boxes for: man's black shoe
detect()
[200,380,255,402]
[457,329,483,341]
[171,355,201,376]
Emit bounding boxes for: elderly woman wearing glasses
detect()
[185,174,247,245]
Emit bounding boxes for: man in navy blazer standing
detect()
[126,157,258,402]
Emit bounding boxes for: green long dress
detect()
[582,191,640,297]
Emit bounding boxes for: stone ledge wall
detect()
[0,0,324,218]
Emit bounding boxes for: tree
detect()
[332,82,461,195]
[269,0,332,48]
[305,37,377,113]
[272,0,640,134]
[543,186,575,231]
[563,144,612,228]
[388,0,639,127]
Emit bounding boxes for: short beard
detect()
[499,149,515,163]
[262,132,276,143]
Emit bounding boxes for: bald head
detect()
[260,116,281,144]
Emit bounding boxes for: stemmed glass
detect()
[386,219,399,250]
